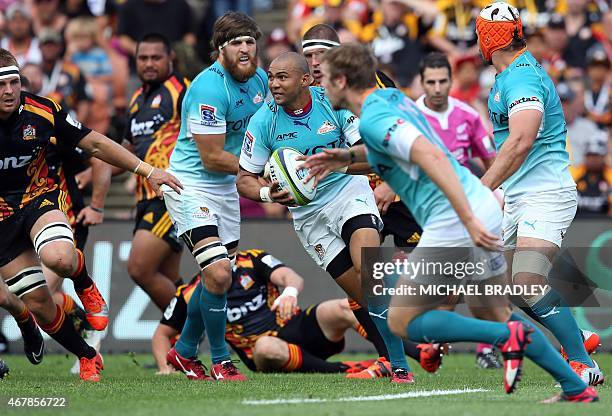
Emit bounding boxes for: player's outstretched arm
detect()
[410,136,501,251]
[481,109,542,190]
[152,324,179,375]
[194,133,239,175]
[77,130,183,196]
[301,145,367,186]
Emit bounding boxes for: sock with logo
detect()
[508,312,588,395]
[176,283,205,358]
[40,305,96,359]
[200,285,231,364]
[282,343,348,373]
[68,249,94,293]
[368,303,411,371]
[528,289,593,366]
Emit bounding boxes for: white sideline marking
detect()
[243,388,490,405]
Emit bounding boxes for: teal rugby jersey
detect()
[359,88,492,227]
[169,61,268,186]
[239,86,365,220]
[487,50,574,198]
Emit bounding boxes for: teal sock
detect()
[368,303,411,371]
[529,290,593,366]
[508,312,587,396]
[176,283,205,358]
[200,285,231,364]
[406,310,510,345]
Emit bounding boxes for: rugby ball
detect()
[268,148,316,206]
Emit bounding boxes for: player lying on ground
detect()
[163,12,268,382]
[476,2,602,385]
[301,43,598,403]
[0,48,181,382]
[153,249,443,375]
[300,24,440,376]
[237,52,417,383]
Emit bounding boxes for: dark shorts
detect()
[134,198,182,252]
[380,202,422,248]
[231,304,345,371]
[0,189,67,267]
[277,304,345,359]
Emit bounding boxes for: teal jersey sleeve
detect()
[504,70,545,118]
[337,109,361,146]
[186,71,229,136]
[239,104,272,174]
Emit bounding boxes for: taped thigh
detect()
[511,250,552,305]
[32,222,74,255]
[193,241,229,270]
[6,267,47,298]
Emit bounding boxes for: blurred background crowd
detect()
[0,0,609,219]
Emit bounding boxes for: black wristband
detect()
[89,205,104,214]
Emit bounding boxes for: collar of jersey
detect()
[496,48,528,79]
[282,90,313,118]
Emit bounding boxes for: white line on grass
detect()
[243,388,491,405]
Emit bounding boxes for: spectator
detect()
[365,0,436,87]
[61,0,96,18]
[263,28,294,69]
[559,82,608,166]
[65,17,113,133]
[449,55,481,106]
[563,0,602,68]
[584,45,611,128]
[31,0,68,34]
[570,135,611,218]
[510,0,560,28]
[21,62,44,94]
[39,28,91,122]
[299,0,357,43]
[525,26,547,63]
[117,0,195,57]
[212,0,253,20]
[595,10,612,61]
[429,0,486,61]
[542,14,570,81]
[0,3,42,66]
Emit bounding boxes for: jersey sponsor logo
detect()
[227,115,253,132]
[261,254,282,269]
[22,124,36,141]
[314,243,325,261]
[226,293,265,322]
[456,123,467,134]
[302,138,346,155]
[346,115,356,124]
[243,131,255,157]
[239,274,254,290]
[382,118,404,147]
[163,297,177,320]
[317,120,337,135]
[488,110,509,125]
[200,104,218,126]
[130,118,155,137]
[39,198,54,208]
[151,94,162,109]
[293,117,311,131]
[509,96,541,110]
[65,113,82,129]
[275,132,297,141]
[0,156,32,170]
[210,66,225,78]
[253,92,264,104]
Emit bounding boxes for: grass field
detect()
[0,353,609,416]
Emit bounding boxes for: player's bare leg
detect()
[30,210,108,331]
[128,230,182,310]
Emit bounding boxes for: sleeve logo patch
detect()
[317,120,337,135]
[509,96,541,110]
[200,104,217,126]
[243,131,255,157]
[65,113,82,129]
[261,254,283,269]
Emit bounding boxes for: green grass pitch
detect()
[0,353,609,416]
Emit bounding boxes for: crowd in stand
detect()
[0,0,608,218]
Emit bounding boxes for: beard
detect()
[225,52,258,82]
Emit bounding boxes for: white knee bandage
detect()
[33,222,74,255]
[512,250,552,305]
[193,241,229,270]
[6,267,46,298]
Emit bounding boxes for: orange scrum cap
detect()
[476,2,523,63]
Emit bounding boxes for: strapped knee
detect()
[6,267,46,298]
[33,222,74,255]
[193,241,229,270]
[511,250,552,306]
